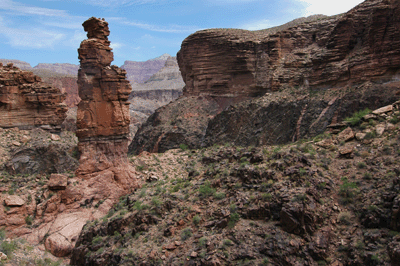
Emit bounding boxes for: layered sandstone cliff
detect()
[131,0,400,153]
[0,63,67,131]
[177,0,400,98]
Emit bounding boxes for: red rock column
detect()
[75,17,132,178]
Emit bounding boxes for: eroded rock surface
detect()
[75,17,134,180]
[133,0,400,152]
[0,63,67,131]
[178,0,400,96]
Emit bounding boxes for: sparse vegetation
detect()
[344,108,371,126]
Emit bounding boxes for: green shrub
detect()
[0,239,18,256]
[339,178,358,205]
[262,193,272,201]
[133,201,148,211]
[179,144,189,151]
[228,213,240,228]
[151,197,162,208]
[193,215,201,225]
[214,192,226,200]
[344,108,371,126]
[25,215,33,226]
[181,228,192,241]
[92,235,102,245]
[357,162,366,169]
[198,237,207,247]
[199,181,216,198]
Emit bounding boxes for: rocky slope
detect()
[121,54,170,84]
[130,0,400,154]
[72,102,400,265]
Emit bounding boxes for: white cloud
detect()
[240,19,274,31]
[0,26,65,48]
[109,17,201,33]
[298,0,364,16]
[0,0,69,17]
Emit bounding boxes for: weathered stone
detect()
[75,17,135,178]
[48,174,68,190]
[337,127,355,143]
[178,0,400,96]
[372,104,393,115]
[375,124,385,136]
[355,132,366,141]
[338,145,354,158]
[45,232,74,257]
[0,64,67,130]
[51,134,61,141]
[0,251,7,261]
[4,195,25,207]
[316,139,334,149]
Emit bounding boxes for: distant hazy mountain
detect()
[0,59,32,70]
[34,63,79,77]
[121,53,170,83]
[128,56,184,136]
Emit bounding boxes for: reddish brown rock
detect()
[4,195,25,207]
[0,63,67,131]
[75,17,134,179]
[48,174,68,190]
[178,0,400,97]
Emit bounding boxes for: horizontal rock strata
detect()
[0,63,67,130]
[177,0,400,97]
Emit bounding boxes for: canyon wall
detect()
[177,0,400,98]
[0,63,67,131]
[131,0,400,154]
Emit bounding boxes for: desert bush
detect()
[344,108,371,126]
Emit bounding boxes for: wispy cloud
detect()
[240,19,274,31]
[71,0,165,7]
[0,24,65,48]
[109,17,201,33]
[0,0,69,17]
[297,0,364,16]
[206,0,259,5]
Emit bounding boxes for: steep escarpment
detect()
[204,82,400,147]
[178,0,400,96]
[0,63,67,131]
[131,0,400,153]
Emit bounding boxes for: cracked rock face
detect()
[0,63,67,131]
[177,0,400,97]
[75,17,133,177]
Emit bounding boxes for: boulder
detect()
[372,105,393,115]
[337,127,355,143]
[48,174,68,190]
[4,195,25,207]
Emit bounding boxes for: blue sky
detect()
[0,0,364,67]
